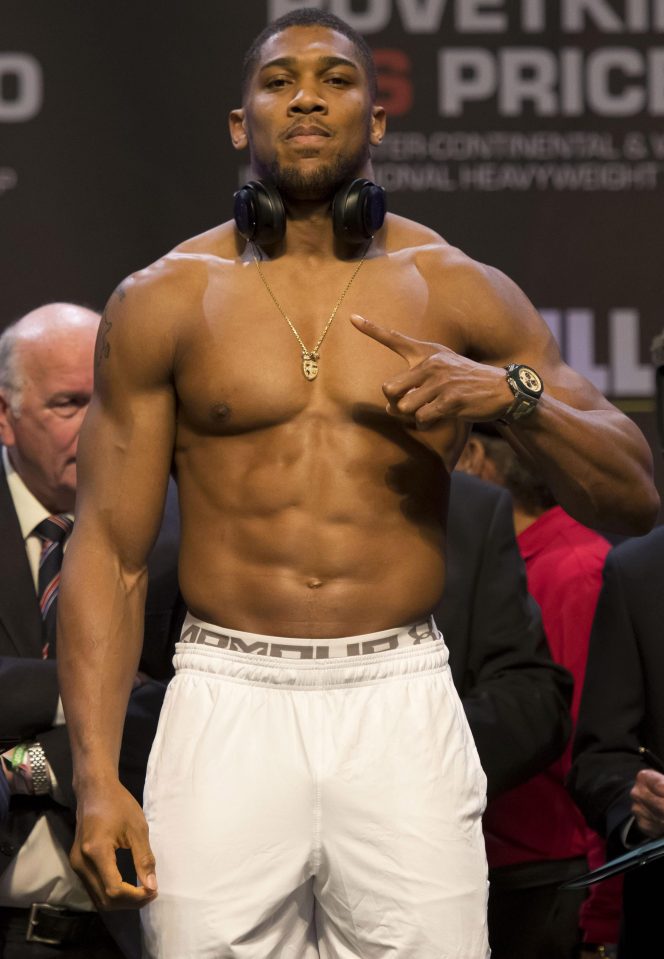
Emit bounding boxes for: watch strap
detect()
[27,742,51,796]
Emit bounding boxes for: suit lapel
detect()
[0,457,42,657]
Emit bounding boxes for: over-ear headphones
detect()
[233,178,386,246]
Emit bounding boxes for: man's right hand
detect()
[71,779,158,910]
[630,768,664,839]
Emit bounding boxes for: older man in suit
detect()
[0,304,172,958]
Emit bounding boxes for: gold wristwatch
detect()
[500,363,543,423]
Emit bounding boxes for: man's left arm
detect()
[351,258,659,534]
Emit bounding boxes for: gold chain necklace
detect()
[251,242,369,381]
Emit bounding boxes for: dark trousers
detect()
[619,858,664,959]
[0,909,124,959]
[488,858,588,959]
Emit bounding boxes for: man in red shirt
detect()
[458,427,620,959]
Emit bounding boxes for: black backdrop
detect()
[2,0,663,504]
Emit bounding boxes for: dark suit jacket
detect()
[0,767,8,823]
[439,473,573,800]
[0,460,180,958]
[568,528,664,957]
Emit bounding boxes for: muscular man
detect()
[57,10,658,959]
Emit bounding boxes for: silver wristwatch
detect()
[500,363,543,423]
[27,742,51,796]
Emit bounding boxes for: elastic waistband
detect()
[173,614,448,689]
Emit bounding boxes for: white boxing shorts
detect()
[141,614,489,959]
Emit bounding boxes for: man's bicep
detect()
[75,282,177,568]
[474,267,617,413]
[75,394,175,565]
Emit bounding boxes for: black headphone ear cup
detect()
[233,180,286,245]
[332,179,386,243]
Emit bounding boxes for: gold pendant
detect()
[302,352,319,381]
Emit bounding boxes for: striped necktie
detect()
[33,515,74,659]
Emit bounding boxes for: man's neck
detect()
[281,202,338,257]
[513,504,547,536]
[6,447,74,515]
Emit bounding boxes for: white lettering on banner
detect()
[626,0,650,30]
[396,0,447,32]
[588,48,645,115]
[539,310,563,348]
[439,49,495,115]
[266,3,664,118]
[565,309,610,392]
[374,160,660,190]
[541,309,654,396]
[268,0,392,31]
[562,0,623,32]
[561,49,584,115]
[268,0,664,33]
[381,130,624,161]
[522,0,547,32]
[649,50,664,111]
[438,47,664,116]
[456,0,506,32]
[374,128,663,191]
[611,309,653,394]
[0,54,43,122]
[499,48,558,115]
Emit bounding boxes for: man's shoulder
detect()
[385,215,519,311]
[609,525,664,579]
[136,221,237,291]
[108,222,238,331]
[385,214,473,273]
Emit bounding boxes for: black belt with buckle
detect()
[0,902,102,945]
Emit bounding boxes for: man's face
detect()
[0,328,96,513]
[231,26,385,200]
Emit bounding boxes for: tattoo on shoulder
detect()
[95,312,112,368]
[115,282,127,302]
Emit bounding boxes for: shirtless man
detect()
[57,9,659,959]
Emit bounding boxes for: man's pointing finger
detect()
[350,314,427,363]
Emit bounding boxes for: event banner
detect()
[2,0,662,496]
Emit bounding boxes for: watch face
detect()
[517,366,542,395]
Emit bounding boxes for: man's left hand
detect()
[350,314,512,428]
[630,768,664,838]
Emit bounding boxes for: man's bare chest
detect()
[174,257,464,436]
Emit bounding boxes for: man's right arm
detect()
[57,270,179,909]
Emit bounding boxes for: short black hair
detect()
[242,9,377,101]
